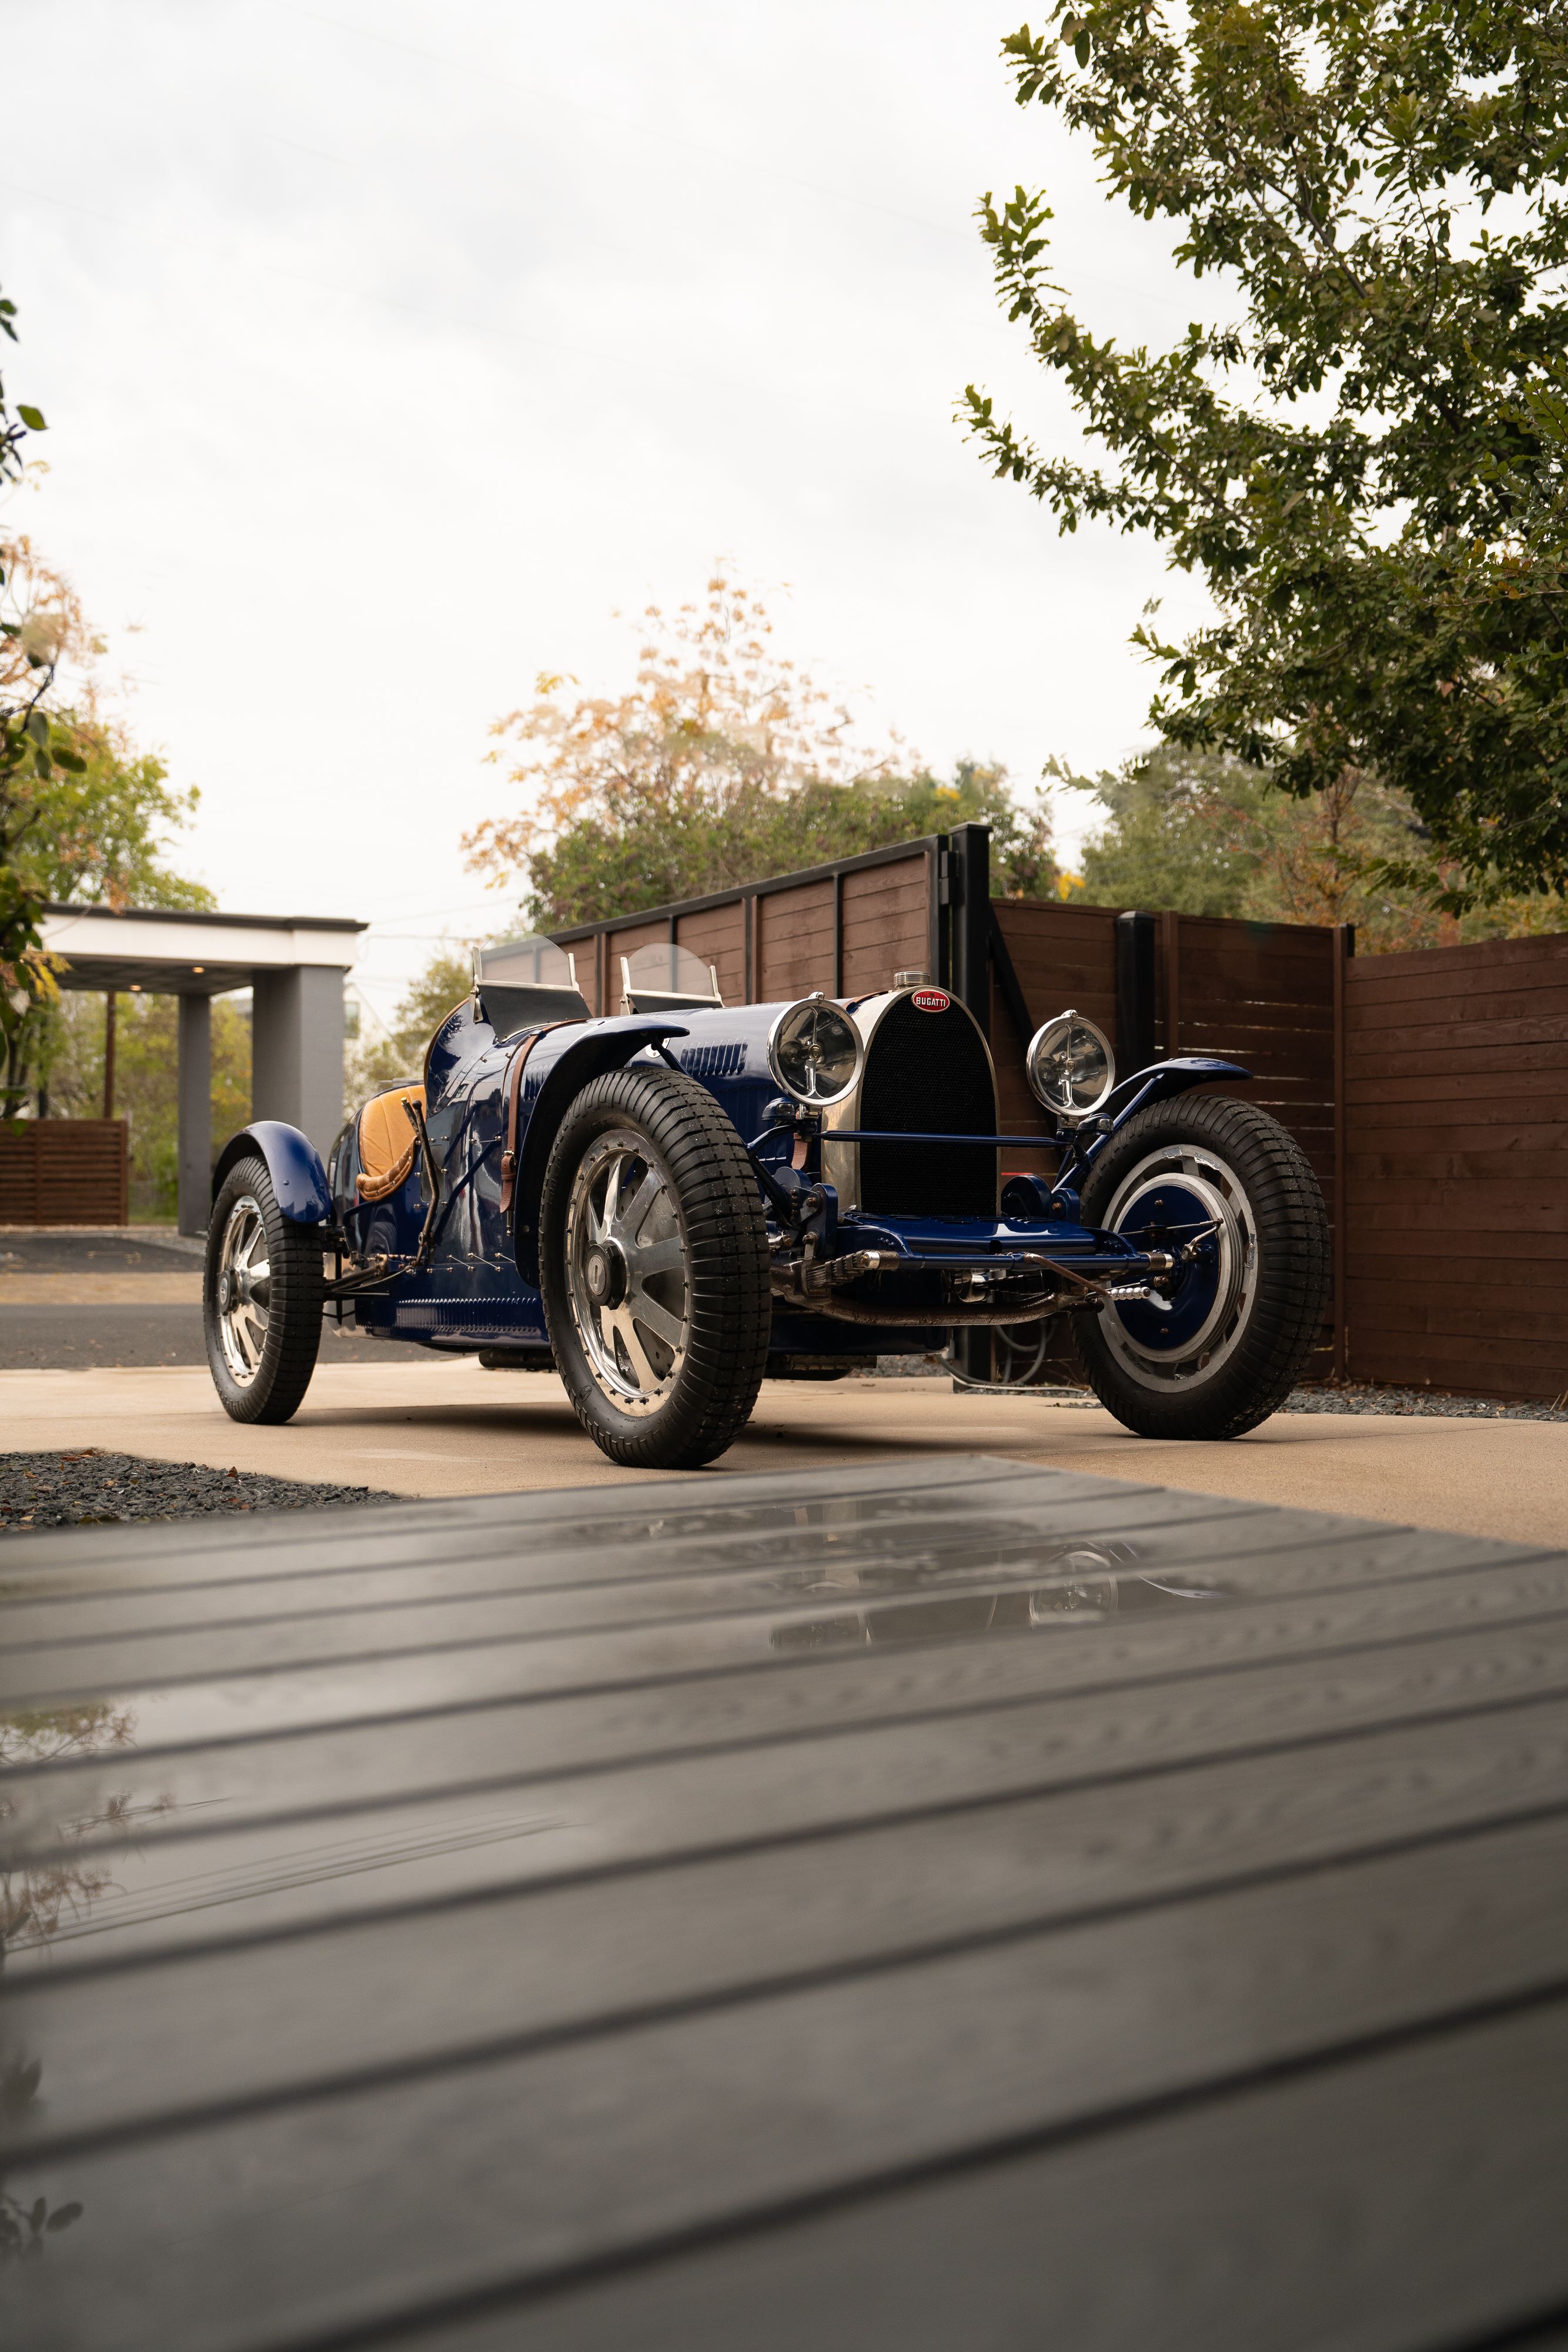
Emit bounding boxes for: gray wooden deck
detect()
[3,1453,1567,2350]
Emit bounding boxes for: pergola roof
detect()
[38,903,368,997]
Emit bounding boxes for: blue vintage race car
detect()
[203,937,1329,1469]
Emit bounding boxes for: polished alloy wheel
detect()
[564,1129,690,1416]
[214,1192,272,1386]
[1098,1143,1258,1391]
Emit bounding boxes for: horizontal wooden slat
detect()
[480,1999,1568,2352]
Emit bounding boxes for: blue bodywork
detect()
[216,990,1250,1362]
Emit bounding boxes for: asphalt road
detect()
[0,1305,392,1369]
[0,1230,390,1369]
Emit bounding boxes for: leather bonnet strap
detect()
[499,1023,576,1217]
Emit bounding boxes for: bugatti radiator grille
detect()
[856,995,997,1215]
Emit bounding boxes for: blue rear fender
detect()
[211,1121,332,1227]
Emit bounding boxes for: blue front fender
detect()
[1055,1056,1252,1197]
[211,1121,332,1226]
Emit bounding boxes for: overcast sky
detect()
[4,0,1215,1025]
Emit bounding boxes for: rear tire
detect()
[1074,1095,1329,1440]
[205,1157,324,1425]
[539,1065,770,1469]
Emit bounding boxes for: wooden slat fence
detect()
[1343,934,1568,1404]
[556,842,939,1017]
[0,1119,129,1227]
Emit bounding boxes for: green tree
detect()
[467,573,1062,924]
[16,714,212,912]
[0,543,213,1105]
[1072,748,1264,918]
[520,758,1060,928]
[41,989,251,1218]
[1072,744,1455,946]
[963,3,1568,908]
[345,949,473,1107]
[1,286,85,1087]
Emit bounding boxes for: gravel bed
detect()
[1281,1382,1568,1421]
[946,1372,1567,1419]
[0,1451,399,1535]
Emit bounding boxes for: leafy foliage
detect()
[0,535,213,1108]
[963,2,1568,906]
[345,950,473,1107]
[1072,743,1568,947]
[39,990,251,1217]
[466,573,1062,924]
[2,275,81,1064]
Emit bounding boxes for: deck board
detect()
[4,1453,1566,2348]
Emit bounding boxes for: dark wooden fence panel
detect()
[553,842,941,1015]
[757,878,837,1003]
[675,904,747,1010]
[1164,915,1338,1205]
[0,1119,129,1227]
[841,853,932,995]
[1343,936,1568,1403]
[987,901,1121,1175]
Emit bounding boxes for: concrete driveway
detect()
[3,1357,1566,1548]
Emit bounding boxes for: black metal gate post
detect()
[1115,911,1158,1074]
[945,824,991,1018]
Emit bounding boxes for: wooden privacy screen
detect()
[0,1120,129,1227]
[988,900,1337,1207]
[1343,934,1568,1404]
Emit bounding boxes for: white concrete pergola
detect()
[39,903,367,1235]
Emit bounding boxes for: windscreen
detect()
[625,946,724,1002]
[478,935,578,990]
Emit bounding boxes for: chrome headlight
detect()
[767,994,862,1107]
[1026,1008,1116,1119]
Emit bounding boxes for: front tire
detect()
[539,1066,770,1470]
[204,1157,324,1424]
[1075,1095,1329,1441]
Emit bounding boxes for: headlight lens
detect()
[767,995,862,1105]
[1026,1009,1116,1118]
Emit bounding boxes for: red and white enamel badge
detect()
[910,987,951,1013]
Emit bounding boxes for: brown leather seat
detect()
[356,1085,424,1202]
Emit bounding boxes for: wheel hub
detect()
[583,1240,627,1308]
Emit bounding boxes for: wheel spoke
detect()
[630,1289,684,1352]
[617,1314,661,1395]
[614,1166,663,1244]
[627,1234,684,1279]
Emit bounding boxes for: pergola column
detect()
[251,966,346,1155]
[177,993,213,1238]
